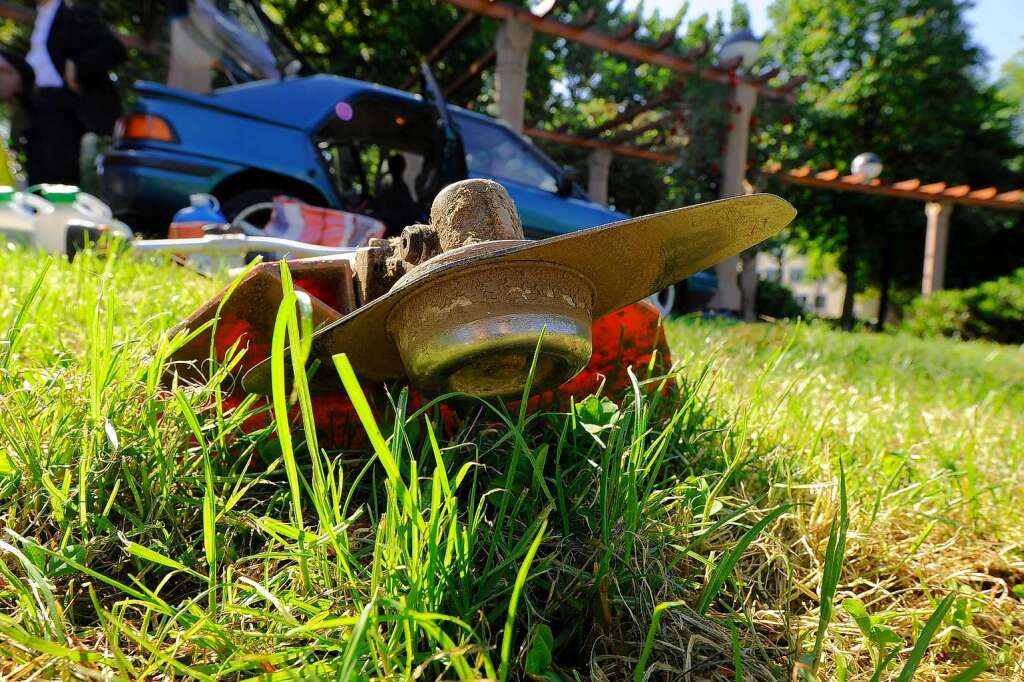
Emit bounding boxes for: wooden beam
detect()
[524,126,677,163]
[651,27,677,52]
[606,111,680,144]
[441,0,797,99]
[756,66,781,83]
[583,90,676,138]
[766,165,1024,211]
[610,21,639,41]
[0,1,157,54]
[443,49,495,97]
[683,43,710,61]
[442,0,559,97]
[572,7,598,29]
[401,12,480,90]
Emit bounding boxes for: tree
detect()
[1000,36,1024,148]
[761,0,1023,329]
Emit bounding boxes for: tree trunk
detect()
[740,249,758,322]
[840,261,856,331]
[874,248,892,332]
[840,226,860,331]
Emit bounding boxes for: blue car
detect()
[99,73,626,238]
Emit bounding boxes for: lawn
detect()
[1,246,1022,680]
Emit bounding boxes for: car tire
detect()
[219,187,292,228]
[648,284,677,317]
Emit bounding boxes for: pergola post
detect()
[709,82,759,312]
[587,148,612,205]
[495,18,533,133]
[922,201,953,295]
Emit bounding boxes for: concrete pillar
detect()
[922,201,953,295]
[709,82,759,312]
[168,18,212,93]
[495,18,533,134]
[587,148,612,206]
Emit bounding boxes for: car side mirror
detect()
[556,167,576,197]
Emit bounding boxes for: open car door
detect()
[419,64,469,193]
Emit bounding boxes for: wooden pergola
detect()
[764,163,1024,295]
[434,0,803,100]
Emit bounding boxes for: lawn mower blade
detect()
[241,193,796,396]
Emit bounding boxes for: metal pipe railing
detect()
[131,234,358,258]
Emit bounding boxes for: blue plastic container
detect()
[169,193,227,238]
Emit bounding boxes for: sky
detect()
[622,0,1021,79]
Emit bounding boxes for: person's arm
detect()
[65,4,128,78]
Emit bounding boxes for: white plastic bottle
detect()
[0,186,43,247]
[32,185,132,254]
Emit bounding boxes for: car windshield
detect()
[456,115,559,193]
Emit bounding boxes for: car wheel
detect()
[219,187,291,231]
[648,284,677,317]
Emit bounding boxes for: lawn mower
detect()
[163,179,795,446]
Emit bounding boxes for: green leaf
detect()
[46,544,85,578]
[525,623,554,675]
[842,597,873,639]
[870,626,902,646]
[573,395,621,440]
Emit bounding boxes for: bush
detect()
[904,268,1024,344]
[756,278,805,319]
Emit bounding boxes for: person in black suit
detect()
[25,0,126,185]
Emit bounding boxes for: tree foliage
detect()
[760,0,1023,323]
[1000,35,1024,148]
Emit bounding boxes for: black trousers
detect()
[27,87,86,186]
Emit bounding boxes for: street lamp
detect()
[852,152,883,181]
[719,28,762,69]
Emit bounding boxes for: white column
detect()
[708,82,758,312]
[587,148,612,206]
[922,201,953,295]
[495,18,533,134]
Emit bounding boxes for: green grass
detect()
[1,246,1022,680]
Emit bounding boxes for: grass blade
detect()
[635,600,687,682]
[812,456,849,670]
[894,592,956,682]
[499,508,549,682]
[0,259,50,370]
[696,503,791,615]
[946,660,989,681]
